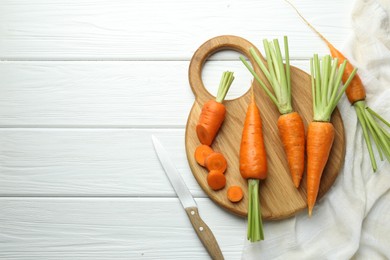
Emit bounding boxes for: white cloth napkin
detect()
[242,0,390,259]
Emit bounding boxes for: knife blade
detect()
[152,135,224,260]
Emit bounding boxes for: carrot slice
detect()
[194,144,214,167]
[227,186,244,203]
[207,170,226,191]
[205,152,227,173]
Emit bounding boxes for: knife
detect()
[152,135,224,260]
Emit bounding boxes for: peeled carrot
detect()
[306,121,334,215]
[241,36,305,188]
[240,92,267,180]
[205,152,227,173]
[286,0,390,172]
[227,186,244,203]
[239,89,267,242]
[194,144,214,167]
[207,170,226,191]
[277,112,305,188]
[307,54,357,216]
[196,71,234,145]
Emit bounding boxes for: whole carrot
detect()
[307,54,357,216]
[286,0,390,171]
[241,36,305,188]
[239,88,267,242]
[196,71,234,146]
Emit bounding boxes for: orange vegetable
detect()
[196,71,234,145]
[194,144,214,167]
[196,100,226,145]
[286,0,390,172]
[239,93,267,180]
[285,0,365,104]
[277,112,305,188]
[205,152,227,173]
[207,170,226,191]
[307,54,357,216]
[241,36,305,188]
[239,89,267,242]
[227,186,244,203]
[306,122,334,216]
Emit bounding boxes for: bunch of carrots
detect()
[286,0,390,172]
[241,36,306,189]
[193,7,389,241]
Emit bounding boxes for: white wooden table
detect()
[0,0,355,259]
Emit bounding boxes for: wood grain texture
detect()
[186,36,346,219]
[0,60,308,126]
[0,0,353,60]
[0,198,245,259]
[185,207,224,260]
[0,129,206,197]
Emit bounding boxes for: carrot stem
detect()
[310,54,357,122]
[240,55,279,106]
[216,71,235,103]
[367,107,390,128]
[284,36,292,104]
[247,179,264,242]
[355,101,377,171]
[241,37,293,115]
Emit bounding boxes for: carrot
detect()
[239,88,267,242]
[277,112,305,188]
[194,144,214,167]
[205,152,227,173]
[285,0,390,172]
[306,121,334,214]
[241,36,306,188]
[227,186,244,203]
[307,54,357,216]
[196,71,234,145]
[207,170,226,191]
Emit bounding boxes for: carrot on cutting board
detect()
[241,36,305,188]
[239,88,267,242]
[196,71,234,146]
[285,0,390,172]
[227,186,244,203]
[205,152,227,173]
[194,144,214,167]
[307,54,357,216]
[207,170,226,191]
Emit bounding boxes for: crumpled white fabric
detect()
[242,0,390,259]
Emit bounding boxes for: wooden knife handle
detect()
[185,207,224,260]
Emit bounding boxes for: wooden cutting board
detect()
[185,35,346,220]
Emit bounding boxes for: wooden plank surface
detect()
[0,0,353,60]
[0,0,357,258]
[0,61,309,127]
[0,129,206,197]
[0,198,245,259]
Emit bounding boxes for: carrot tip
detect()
[308,207,313,217]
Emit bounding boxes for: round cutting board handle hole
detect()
[188,35,265,101]
[201,50,255,101]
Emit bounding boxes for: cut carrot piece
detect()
[194,144,214,167]
[205,152,227,173]
[196,71,234,145]
[227,186,244,203]
[207,170,226,191]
